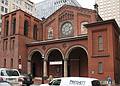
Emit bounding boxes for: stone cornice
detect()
[26,35,88,47]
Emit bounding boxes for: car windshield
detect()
[1,70,19,76]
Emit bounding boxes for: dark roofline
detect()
[85,19,120,34]
[2,9,41,22]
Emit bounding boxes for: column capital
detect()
[44,58,48,61]
[42,54,45,58]
[28,60,31,62]
[64,58,68,61]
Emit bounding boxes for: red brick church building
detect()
[0,5,120,84]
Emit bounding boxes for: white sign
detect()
[50,61,62,65]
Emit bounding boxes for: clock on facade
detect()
[61,22,73,36]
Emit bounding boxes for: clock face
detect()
[61,22,73,36]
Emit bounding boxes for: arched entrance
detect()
[47,49,63,78]
[68,47,88,77]
[31,51,43,77]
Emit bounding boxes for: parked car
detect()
[0,81,12,86]
[0,76,12,86]
[40,77,101,86]
[0,68,24,85]
[22,73,33,86]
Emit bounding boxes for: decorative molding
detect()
[77,13,91,18]
[42,45,46,50]
[62,43,67,48]
[92,54,110,58]
[59,10,74,22]
[26,35,88,47]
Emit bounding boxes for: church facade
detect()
[0,5,120,84]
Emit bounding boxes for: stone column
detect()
[64,59,68,77]
[43,59,47,77]
[27,60,31,74]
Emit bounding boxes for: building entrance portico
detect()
[67,46,88,77]
[47,49,64,78]
[42,46,88,78]
[28,46,88,78]
[30,51,43,78]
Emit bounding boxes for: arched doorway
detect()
[47,49,63,78]
[31,51,43,77]
[68,47,88,77]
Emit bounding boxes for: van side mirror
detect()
[92,80,101,86]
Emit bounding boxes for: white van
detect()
[40,77,101,86]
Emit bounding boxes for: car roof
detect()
[0,68,18,71]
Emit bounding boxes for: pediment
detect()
[44,5,96,23]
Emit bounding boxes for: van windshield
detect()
[1,70,19,76]
[92,80,101,86]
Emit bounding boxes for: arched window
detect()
[10,39,15,50]
[5,20,9,36]
[81,21,88,34]
[4,59,6,67]
[3,39,8,51]
[98,36,103,50]
[11,58,13,68]
[24,20,29,36]
[48,27,53,39]
[12,18,16,35]
[33,25,38,40]
[5,40,7,50]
